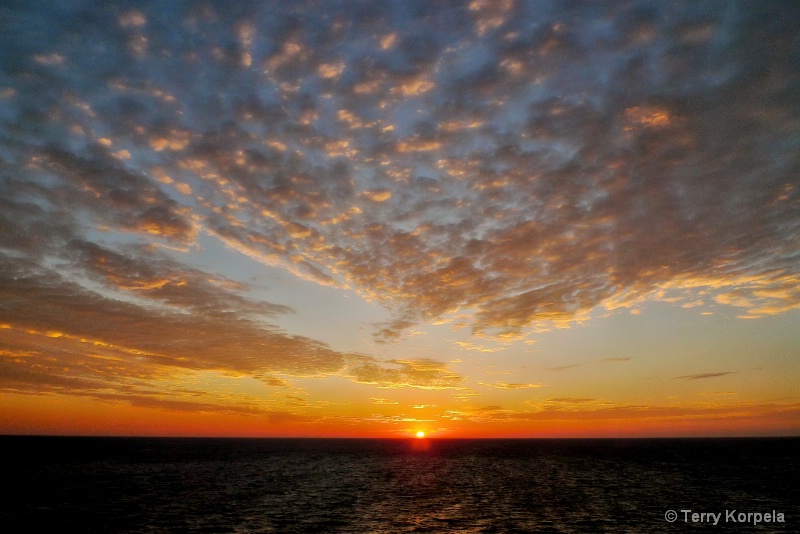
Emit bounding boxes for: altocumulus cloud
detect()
[0,0,799,408]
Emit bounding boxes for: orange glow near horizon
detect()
[2,391,799,439]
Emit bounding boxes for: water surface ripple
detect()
[4,437,798,533]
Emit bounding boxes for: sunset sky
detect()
[1,1,799,438]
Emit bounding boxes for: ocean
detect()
[3,437,797,533]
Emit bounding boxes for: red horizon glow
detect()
[2,392,798,439]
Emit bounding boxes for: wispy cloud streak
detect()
[674,372,737,380]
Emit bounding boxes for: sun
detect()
[416,431,425,438]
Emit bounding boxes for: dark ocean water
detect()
[3,437,797,533]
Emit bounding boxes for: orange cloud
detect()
[346,357,464,390]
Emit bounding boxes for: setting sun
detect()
[416,431,425,439]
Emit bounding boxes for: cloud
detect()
[65,239,292,317]
[346,356,464,390]
[674,372,737,380]
[371,316,418,344]
[255,375,292,388]
[545,398,602,404]
[457,400,800,426]
[455,341,507,353]
[34,147,195,242]
[479,382,546,389]
[119,396,265,416]
[547,357,632,372]
[362,189,393,203]
[371,398,399,405]
[0,251,352,409]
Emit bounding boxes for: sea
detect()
[3,436,797,533]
